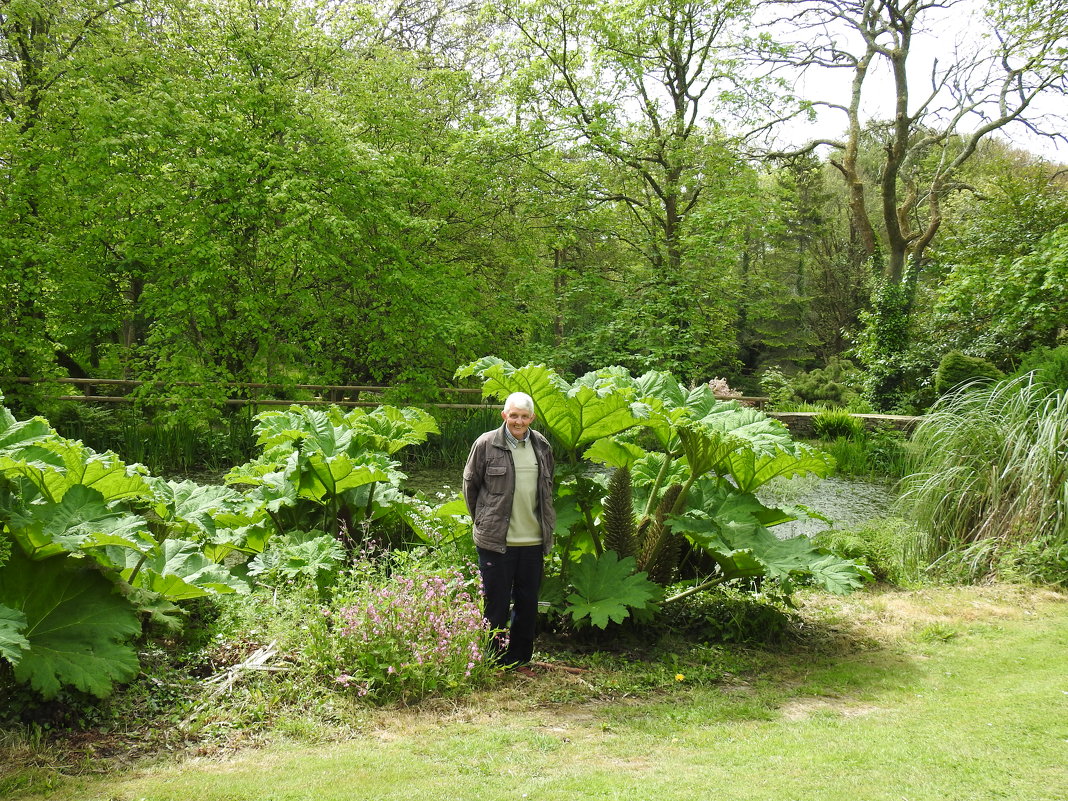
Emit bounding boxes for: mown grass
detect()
[6,585,1066,801]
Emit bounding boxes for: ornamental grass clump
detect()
[324,565,491,703]
[900,376,1068,582]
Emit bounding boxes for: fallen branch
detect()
[180,641,292,730]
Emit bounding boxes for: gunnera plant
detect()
[603,466,637,558]
[899,375,1068,582]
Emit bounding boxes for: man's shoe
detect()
[513,665,538,678]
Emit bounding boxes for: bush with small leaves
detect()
[935,351,1004,395]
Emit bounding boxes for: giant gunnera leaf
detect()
[0,604,29,665]
[455,358,650,456]
[565,551,660,628]
[109,539,250,601]
[0,550,140,699]
[669,514,872,595]
[6,484,155,560]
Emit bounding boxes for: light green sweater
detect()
[506,439,542,546]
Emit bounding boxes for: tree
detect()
[932,223,1068,364]
[770,0,1068,405]
[2,0,558,411]
[0,0,145,403]
[494,0,777,382]
[919,141,1068,363]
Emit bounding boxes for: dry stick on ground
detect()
[531,661,590,675]
[180,641,292,730]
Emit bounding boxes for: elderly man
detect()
[463,391,556,670]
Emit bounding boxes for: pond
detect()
[758,474,899,539]
[407,465,899,540]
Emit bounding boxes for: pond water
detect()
[408,465,899,539]
[758,474,899,539]
[405,465,464,497]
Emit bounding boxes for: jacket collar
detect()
[492,423,539,451]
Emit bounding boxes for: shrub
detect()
[759,367,795,409]
[790,357,864,407]
[1012,345,1068,392]
[812,409,865,440]
[813,518,923,585]
[760,359,865,410]
[658,587,800,646]
[934,351,1003,396]
[996,537,1068,588]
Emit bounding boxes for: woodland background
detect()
[2,0,1068,417]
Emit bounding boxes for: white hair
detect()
[503,391,535,414]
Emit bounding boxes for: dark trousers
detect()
[477,545,543,666]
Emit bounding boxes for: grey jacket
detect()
[462,424,556,555]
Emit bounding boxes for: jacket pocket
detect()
[484,464,509,494]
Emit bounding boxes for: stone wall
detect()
[768,412,923,437]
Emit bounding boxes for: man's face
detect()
[502,405,535,440]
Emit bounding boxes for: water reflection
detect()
[757,475,898,539]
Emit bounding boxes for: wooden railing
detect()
[12,377,489,409]
[10,378,925,430]
[11,377,770,410]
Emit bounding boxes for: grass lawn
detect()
[6,585,1067,801]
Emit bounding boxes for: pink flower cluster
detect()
[332,566,489,699]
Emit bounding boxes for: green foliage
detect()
[455,358,650,459]
[931,224,1068,366]
[0,550,141,700]
[761,360,872,413]
[47,404,257,475]
[225,404,436,542]
[855,278,914,411]
[812,518,924,585]
[0,0,560,408]
[935,144,1068,267]
[791,358,865,407]
[811,409,865,440]
[112,540,250,601]
[499,0,764,383]
[1012,345,1068,392]
[996,536,1068,588]
[403,408,501,468]
[758,367,796,409]
[312,558,492,703]
[659,587,800,645]
[935,351,1004,395]
[564,551,661,629]
[248,531,345,595]
[821,428,910,479]
[668,494,873,595]
[462,359,866,616]
[901,376,1068,582]
[0,605,30,666]
[0,399,249,699]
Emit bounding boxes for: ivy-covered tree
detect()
[770,0,1068,406]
